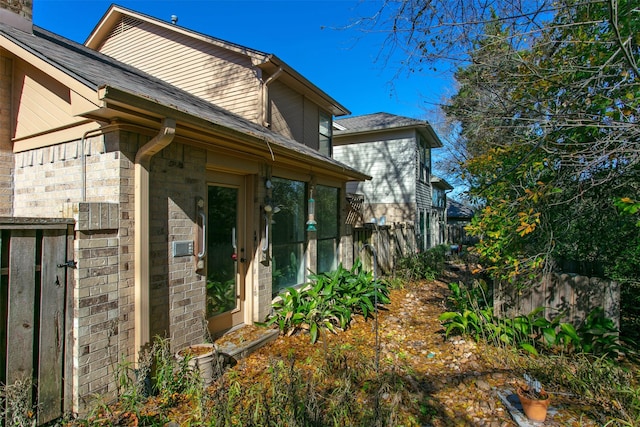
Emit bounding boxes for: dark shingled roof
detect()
[334,112,443,148]
[447,199,475,219]
[335,112,429,133]
[0,23,368,179]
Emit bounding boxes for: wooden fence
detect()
[353,223,416,275]
[1,218,74,425]
[494,273,620,328]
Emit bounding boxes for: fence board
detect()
[0,219,73,426]
[6,230,37,384]
[37,230,67,424]
[352,223,417,275]
[495,273,620,328]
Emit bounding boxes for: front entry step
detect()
[214,325,279,364]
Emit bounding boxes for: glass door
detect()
[206,173,245,335]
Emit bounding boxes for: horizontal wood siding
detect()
[333,137,416,205]
[303,99,319,150]
[97,19,260,121]
[269,80,303,141]
[12,62,85,140]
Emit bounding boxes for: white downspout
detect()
[134,118,176,356]
[261,67,283,127]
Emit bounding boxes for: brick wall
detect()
[148,142,207,350]
[15,128,141,413]
[251,172,270,321]
[66,130,139,413]
[0,51,13,216]
[13,136,123,216]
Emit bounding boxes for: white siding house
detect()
[333,112,452,250]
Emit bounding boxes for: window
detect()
[419,137,430,182]
[418,210,425,252]
[432,188,446,208]
[271,177,306,294]
[319,112,332,157]
[315,185,339,273]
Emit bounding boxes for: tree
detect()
[360,0,640,284]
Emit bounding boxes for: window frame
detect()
[319,112,332,157]
[315,184,340,273]
[270,177,307,295]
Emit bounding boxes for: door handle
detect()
[197,211,206,259]
[232,227,237,251]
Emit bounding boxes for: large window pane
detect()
[316,185,339,273]
[207,185,238,317]
[272,177,306,294]
[319,112,332,156]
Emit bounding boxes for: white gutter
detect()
[261,67,283,127]
[134,118,176,355]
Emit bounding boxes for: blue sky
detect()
[33,0,454,121]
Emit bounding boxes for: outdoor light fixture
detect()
[306,189,317,232]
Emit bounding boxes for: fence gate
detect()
[1,218,74,425]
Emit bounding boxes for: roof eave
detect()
[97,85,369,182]
[85,5,268,60]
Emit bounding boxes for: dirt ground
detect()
[79,264,609,426]
[209,265,603,426]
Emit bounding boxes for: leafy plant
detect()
[151,336,202,407]
[266,258,390,343]
[114,351,152,413]
[440,279,629,358]
[576,308,629,357]
[206,278,236,317]
[396,244,449,281]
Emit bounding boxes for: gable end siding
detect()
[96,18,260,122]
[333,137,416,205]
[269,79,303,141]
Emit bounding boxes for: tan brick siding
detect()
[13,136,122,216]
[148,143,207,350]
[15,129,140,413]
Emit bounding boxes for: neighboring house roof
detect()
[447,199,475,220]
[430,176,454,190]
[84,4,350,117]
[0,22,369,181]
[334,112,443,148]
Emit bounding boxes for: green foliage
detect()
[440,282,630,358]
[577,308,630,358]
[445,1,640,287]
[114,351,152,413]
[266,258,390,343]
[204,351,399,426]
[206,278,236,317]
[396,244,448,281]
[151,336,202,407]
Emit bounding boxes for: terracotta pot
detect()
[517,386,551,422]
[176,343,216,386]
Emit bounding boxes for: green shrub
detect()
[151,336,203,407]
[396,244,449,281]
[440,280,631,358]
[266,258,390,343]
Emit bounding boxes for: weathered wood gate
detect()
[1,218,74,425]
